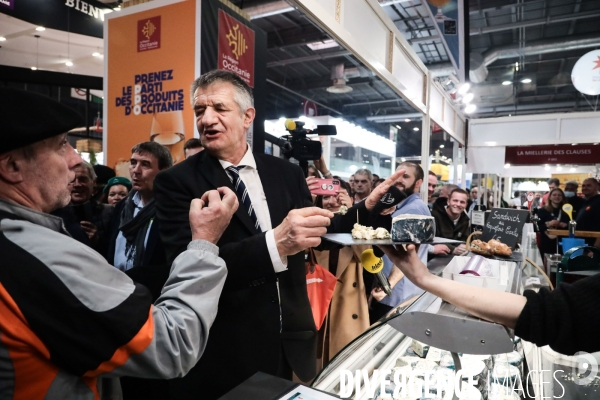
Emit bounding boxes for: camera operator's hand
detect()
[306,176,320,192]
[190,187,238,244]
[274,207,334,257]
[365,168,406,212]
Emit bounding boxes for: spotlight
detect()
[458,83,471,95]
[521,78,532,83]
[464,104,477,114]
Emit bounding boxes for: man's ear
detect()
[0,152,26,184]
[243,107,256,130]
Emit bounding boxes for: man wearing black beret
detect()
[0,88,237,399]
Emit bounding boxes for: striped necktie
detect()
[226,165,261,231]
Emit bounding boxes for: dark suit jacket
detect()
[153,151,370,400]
[106,197,169,301]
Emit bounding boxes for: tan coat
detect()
[314,245,370,364]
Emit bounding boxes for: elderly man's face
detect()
[70,165,95,204]
[353,173,372,195]
[471,188,478,200]
[18,134,83,213]
[193,82,255,162]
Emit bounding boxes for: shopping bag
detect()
[306,251,337,330]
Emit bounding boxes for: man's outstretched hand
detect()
[365,168,406,212]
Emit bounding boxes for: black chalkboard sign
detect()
[480,208,530,249]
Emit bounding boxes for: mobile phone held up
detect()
[310,179,340,196]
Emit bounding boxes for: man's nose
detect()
[67,145,83,168]
[201,107,218,125]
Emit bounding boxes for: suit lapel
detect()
[255,154,287,227]
[197,152,257,235]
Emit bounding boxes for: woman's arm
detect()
[379,244,527,328]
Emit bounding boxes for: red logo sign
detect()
[303,101,318,117]
[218,10,255,87]
[505,144,600,165]
[137,16,161,52]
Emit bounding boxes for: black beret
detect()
[93,164,116,185]
[0,87,83,154]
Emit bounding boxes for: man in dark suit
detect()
[154,70,402,399]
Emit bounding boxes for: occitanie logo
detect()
[142,20,156,40]
[226,25,247,60]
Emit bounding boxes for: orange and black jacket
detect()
[0,199,227,400]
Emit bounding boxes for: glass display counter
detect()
[310,253,576,400]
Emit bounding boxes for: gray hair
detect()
[354,168,373,181]
[565,180,579,188]
[76,161,97,181]
[131,141,173,170]
[191,70,254,114]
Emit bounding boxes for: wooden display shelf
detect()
[547,229,600,238]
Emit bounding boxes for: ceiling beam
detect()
[470,9,600,35]
[267,24,330,49]
[267,50,351,67]
[267,76,374,92]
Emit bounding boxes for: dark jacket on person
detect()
[516,271,600,355]
[432,207,470,252]
[575,194,600,246]
[153,150,375,400]
[51,206,92,246]
[432,196,447,215]
[70,199,114,254]
[106,195,169,301]
[566,195,586,220]
[537,206,571,256]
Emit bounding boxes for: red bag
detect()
[306,250,337,330]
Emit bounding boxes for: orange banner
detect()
[106,0,197,173]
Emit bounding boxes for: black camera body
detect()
[280,120,336,162]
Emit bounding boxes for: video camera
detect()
[279,119,337,162]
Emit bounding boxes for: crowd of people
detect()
[2,70,600,400]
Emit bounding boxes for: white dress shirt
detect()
[219,145,288,273]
